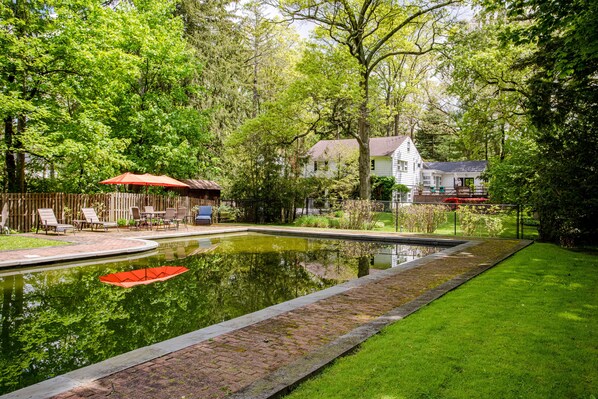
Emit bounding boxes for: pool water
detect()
[0,233,440,394]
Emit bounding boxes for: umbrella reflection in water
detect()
[99,266,189,288]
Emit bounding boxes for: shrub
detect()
[295,215,330,228]
[339,200,383,230]
[457,205,504,237]
[395,204,448,233]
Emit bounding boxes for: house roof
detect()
[181,179,222,191]
[307,136,408,159]
[424,161,488,173]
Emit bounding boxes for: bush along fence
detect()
[291,199,538,240]
[0,193,217,233]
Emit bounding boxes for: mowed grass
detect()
[0,235,67,251]
[285,243,598,399]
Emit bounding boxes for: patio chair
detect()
[174,207,188,230]
[195,206,213,225]
[81,207,119,232]
[36,208,75,235]
[129,207,146,230]
[1,202,9,234]
[157,207,177,231]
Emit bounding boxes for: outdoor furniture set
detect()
[33,205,212,235]
[130,206,187,231]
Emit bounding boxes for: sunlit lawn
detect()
[285,243,598,399]
[374,211,539,240]
[0,235,67,251]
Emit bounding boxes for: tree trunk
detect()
[16,115,26,192]
[358,76,371,200]
[4,117,17,193]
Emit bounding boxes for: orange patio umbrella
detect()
[100,172,189,204]
[99,266,189,288]
[100,172,189,188]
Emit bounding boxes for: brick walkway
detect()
[3,231,527,399]
[0,225,245,268]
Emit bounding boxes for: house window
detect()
[407,140,411,152]
[371,160,375,170]
[398,160,408,172]
[314,161,318,171]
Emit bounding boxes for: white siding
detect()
[391,137,423,202]
[371,157,392,177]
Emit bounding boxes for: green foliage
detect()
[485,137,538,204]
[224,100,308,223]
[1,0,209,193]
[395,204,448,234]
[338,200,382,230]
[307,150,360,205]
[216,204,241,222]
[482,0,598,245]
[371,176,395,201]
[456,205,504,237]
[294,215,330,228]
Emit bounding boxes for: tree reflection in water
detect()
[0,233,439,394]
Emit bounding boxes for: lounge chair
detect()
[1,202,9,234]
[81,207,119,231]
[195,206,213,225]
[37,208,75,235]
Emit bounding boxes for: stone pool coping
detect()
[0,227,532,399]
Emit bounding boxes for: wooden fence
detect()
[0,193,217,233]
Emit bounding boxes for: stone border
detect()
[1,229,529,399]
[0,227,248,269]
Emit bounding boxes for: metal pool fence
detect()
[219,199,538,240]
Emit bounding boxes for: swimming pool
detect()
[0,232,441,394]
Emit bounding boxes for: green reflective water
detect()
[0,233,440,394]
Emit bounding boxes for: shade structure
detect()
[99,266,189,288]
[100,172,189,188]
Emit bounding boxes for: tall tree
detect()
[177,0,251,174]
[268,0,459,199]
[1,0,208,193]
[483,0,598,245]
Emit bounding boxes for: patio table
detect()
[141,211,166,230]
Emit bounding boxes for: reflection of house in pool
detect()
[372,245,438,269]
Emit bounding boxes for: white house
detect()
[305,136,488,201]
[305,136,424,202]
[422,161,488,195]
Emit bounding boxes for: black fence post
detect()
[395,201,399,232]
[454,209,457,235]
[516,204,521,239]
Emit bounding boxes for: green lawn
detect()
[285,243,598,399]
[374,211,539,240]
[0,235,68,251]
